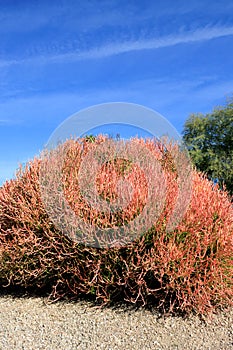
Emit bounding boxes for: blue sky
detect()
[0,0,233,185]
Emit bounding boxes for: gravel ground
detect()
[0,295,232,350]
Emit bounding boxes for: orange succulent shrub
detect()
[140,169,233,315]
[0,135,232,317]
[61,136,181,237]
[62,141,149,230]
[171,171,233,314]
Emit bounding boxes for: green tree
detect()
[182,98,233,198]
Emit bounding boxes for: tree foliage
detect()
[182,98,233,198]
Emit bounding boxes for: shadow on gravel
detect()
[0,284,209,322]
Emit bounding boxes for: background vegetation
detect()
[182,97,233,198]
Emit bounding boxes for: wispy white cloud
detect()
[1,76,232,123]
[72,25,233,60]
[1,24,233,68]
[0,119,12,125]
[0,118,24,125]
[0,59,19,68]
